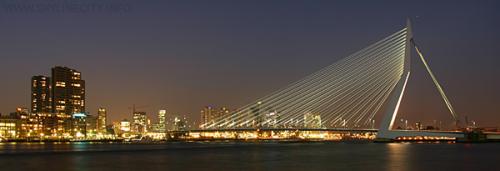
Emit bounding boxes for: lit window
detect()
[72,83,81,87]
[56,82,66,87]
[56,105,65,111]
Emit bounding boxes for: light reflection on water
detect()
[0,142,498,171]
[387,143,410,171]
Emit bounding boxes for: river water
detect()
[0,142,498,171]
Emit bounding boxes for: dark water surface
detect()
[0,142,498,171]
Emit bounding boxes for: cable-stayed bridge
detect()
[192,20,467,141]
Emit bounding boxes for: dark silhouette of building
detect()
[31,76,57,135]
[27,66,86,137]
[50,66,86,136]
[31,76,52,114]
[51,66,86,116]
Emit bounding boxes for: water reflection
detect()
[0,142,499,171]
[386,143,410,171]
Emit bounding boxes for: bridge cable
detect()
[411,40,460,124]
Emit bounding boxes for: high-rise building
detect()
[200,106,217,129]
[51,66,85,117]
[217,107,230,128]
[158,110,166,128]
[132,112,148,134]
[31,76,55,137]
[51,66,85,136]
[120,119,131,132]
[118,119,131,138]
[112,121,121,135]
[263,110,279,128]
[29,67,86,137]
[152,110,166,133]
[173,116,188,131]
[72,113,87,138]
[200,106,231,129]
[85,114,97,137]
[219,107,230,117]
[250,102,263,128]
[31,76,52,114]
[304,113,322,129]
[97,108,107,134]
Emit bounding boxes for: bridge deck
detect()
[377,130,465,140]
[170,128,378,133]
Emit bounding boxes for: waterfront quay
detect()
[3,127,500,143]
[168,128,500,143]
[168,128,454,142]
[170,128,376,141]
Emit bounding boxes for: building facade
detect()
[97,108,107,134]
[200,106,230,129]
[132,112,148,134]
[152,110,166,133]
[31,76,56,136]
[119,119,131,138]
[86,114,97,137]
[71,113,87,138]
[304,113,322,129]
[51,66,86,136]
[31,76,52,114]
[173,116,188,131]
[14,107,43,138]
[51,66,86,116]
[0,118,20,139]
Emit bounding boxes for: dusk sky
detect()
[1,0,499,127]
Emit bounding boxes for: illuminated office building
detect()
[31,76,56,136]
[200,106,216,129]
[133,112,148,134]
[51,66,86,116]
[0,118,20,139]
[31,76,52,114]
[86,114,97,137]
[173,116,188,131]
[152,110,166,133]
[119,119,131,138]
[250,102,263,128]
[13,107,43,138]
[304,113,322,129]
[72,113,87,138]
[120,120,131,132]
[97,108,107,134]
[51,66,86,135]
[200,106,230,129]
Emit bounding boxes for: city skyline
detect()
[1,1,500,127]
[1,20,481,140]
[1,1,499,171]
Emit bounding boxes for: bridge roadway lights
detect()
[375,130,465,142]
[169,128,378,141]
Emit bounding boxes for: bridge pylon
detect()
[375,19,462,141]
